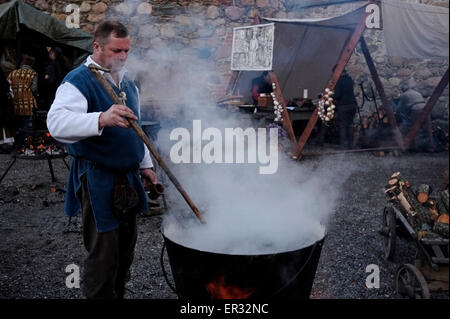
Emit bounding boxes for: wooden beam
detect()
[292,10,370,160]
[224,71,240,96]
[268,71,297,145]
[403,67,449,150]
[301,146,399,158]
[360,37,405,151]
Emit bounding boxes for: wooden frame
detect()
[293,9,371,159]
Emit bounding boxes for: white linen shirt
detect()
[47,56,153,169]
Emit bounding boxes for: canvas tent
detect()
[0,0,93,67]
[235,6,368,104]
[236,2,449,103]
[0,0,93,143]
[381,0,449,60]
[226,0,449,158]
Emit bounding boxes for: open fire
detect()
[17,132,65,157]
[205,276,255,299]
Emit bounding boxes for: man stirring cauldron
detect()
[47,21,157,299]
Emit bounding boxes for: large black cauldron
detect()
[161,228,325,300]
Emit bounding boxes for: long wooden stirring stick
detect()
[88,64,205,224]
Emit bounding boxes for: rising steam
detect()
[122,0,355,255]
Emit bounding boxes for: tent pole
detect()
[268,71,297,145]
[292,10,370,160]
[359,36,405,151]
[403,67,449,150]
[224,71,241,96]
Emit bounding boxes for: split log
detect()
[385,185,401,198]
[402,185,434,226]
[417,184,431,204]
[384,172,445,231]
[391,171,402,179]
[397,192,416,217]
[425,200,440,221]
[394,172,434,227]
[437,213,449,224]
[388,178,399,186]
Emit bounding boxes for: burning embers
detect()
[205,276,255,299]
[17,132,65,157]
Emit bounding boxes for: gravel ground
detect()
[0,147,448,299]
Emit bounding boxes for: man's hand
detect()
[98,104,138,129]
[140,168,158,190]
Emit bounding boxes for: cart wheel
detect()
[395,264,430,299]
[381,206,396,261]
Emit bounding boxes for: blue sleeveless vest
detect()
[63,65,148,232]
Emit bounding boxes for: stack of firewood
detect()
[353,110,397,156]
[358,109,389,132]
[384,171,449,239]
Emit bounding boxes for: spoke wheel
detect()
[382,207,396,261]
[396,264,430,299]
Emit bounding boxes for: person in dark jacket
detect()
[251,71,273,106]
[44,47,71,108]
[334,67,358,149]
[396,79,434,152]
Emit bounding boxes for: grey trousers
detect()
[80,174,138,299]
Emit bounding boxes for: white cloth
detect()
[382,0,449,59]
[47,56,153,169]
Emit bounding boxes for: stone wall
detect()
[19,0,449,120]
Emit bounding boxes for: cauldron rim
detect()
[161,225,327,257]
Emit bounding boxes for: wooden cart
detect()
[381,205,449,299]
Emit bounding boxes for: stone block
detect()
[225,6,245,20]
[92,2,108,14]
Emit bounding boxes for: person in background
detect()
[396,78,434,152]
[47,20,157,299]
[251,71,273,106]
[334,66,358,149]
[44,47,72,108]
[7,53,39,147]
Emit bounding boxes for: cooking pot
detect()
[161,226,325,299]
